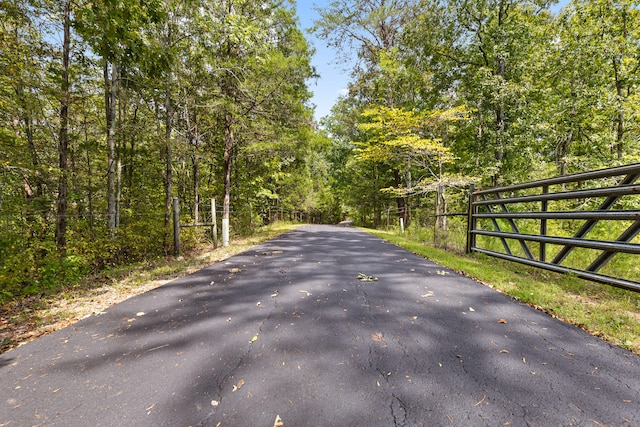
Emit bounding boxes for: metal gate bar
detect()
[468,163,640,293]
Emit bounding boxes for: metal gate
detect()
[467,164,640,292]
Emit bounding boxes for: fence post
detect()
[173,197,180,257]
[466,183,475,254]
[211,198,218,249]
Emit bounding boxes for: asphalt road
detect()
[2,225,640,426]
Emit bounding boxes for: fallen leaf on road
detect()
[498,319,507,324]
[211,400,219,407]
[136,312,145,316]
[232,379,245,392]
[273,414,284,427]
[299,290,312,296]
[146,403,156,411]
[421,292,434,298]
[436,270,448,275]
[250,334,259,343]
[271,291,279,298]
[229,268,241,274]
[500,349,509,353]
[357,273,378,282]
[372,332,384,342]
[469,307,475,312]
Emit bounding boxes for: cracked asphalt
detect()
[2,225,640,426]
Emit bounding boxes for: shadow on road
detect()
[1,226,639,426]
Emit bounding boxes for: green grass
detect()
[364,227,640,355]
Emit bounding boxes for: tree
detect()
[55,0,72,255]
[205,0,314,245]
[314,0,420,224]
[75,0,163,237]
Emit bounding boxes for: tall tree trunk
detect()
[222,112,234,247]
[491,0,508,187]
[56,0,71,256]
[116,158,122,228]
[16,84,45,237]
[163,72,173,252]
[105,61,118,238]
[613,57,625,160]
[193,152,200,224]
[493,53,506,187]
[86,141,94,235]
[185,103,200,224]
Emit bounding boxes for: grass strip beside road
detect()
[365,228,640,355]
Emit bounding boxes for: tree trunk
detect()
[186,104,200,224]
[492,0,507,186]
[163,71,173,252]
[56,0,71,256]
[493,53,506,187]
[193,152,200,224]
[86,141,94,235]
[105,60,118,238]
[613,58,625,160]
[394,169,406,226]
[222,112,234,247]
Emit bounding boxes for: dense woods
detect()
[317,0,639,228]
[1,0,639,300]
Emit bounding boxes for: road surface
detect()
[1,225,639,426]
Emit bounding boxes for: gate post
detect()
[466,184,476,254]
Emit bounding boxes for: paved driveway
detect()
[1,225,639,426]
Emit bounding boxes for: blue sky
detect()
[295,1,352,122]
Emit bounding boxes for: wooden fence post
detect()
[211,198,218,249]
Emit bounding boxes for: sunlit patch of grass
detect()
[364,227,640,355]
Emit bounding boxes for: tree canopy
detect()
[1,0,639,299]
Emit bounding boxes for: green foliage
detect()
[0,0,325,302]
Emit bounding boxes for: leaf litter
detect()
[357,273,378,282]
